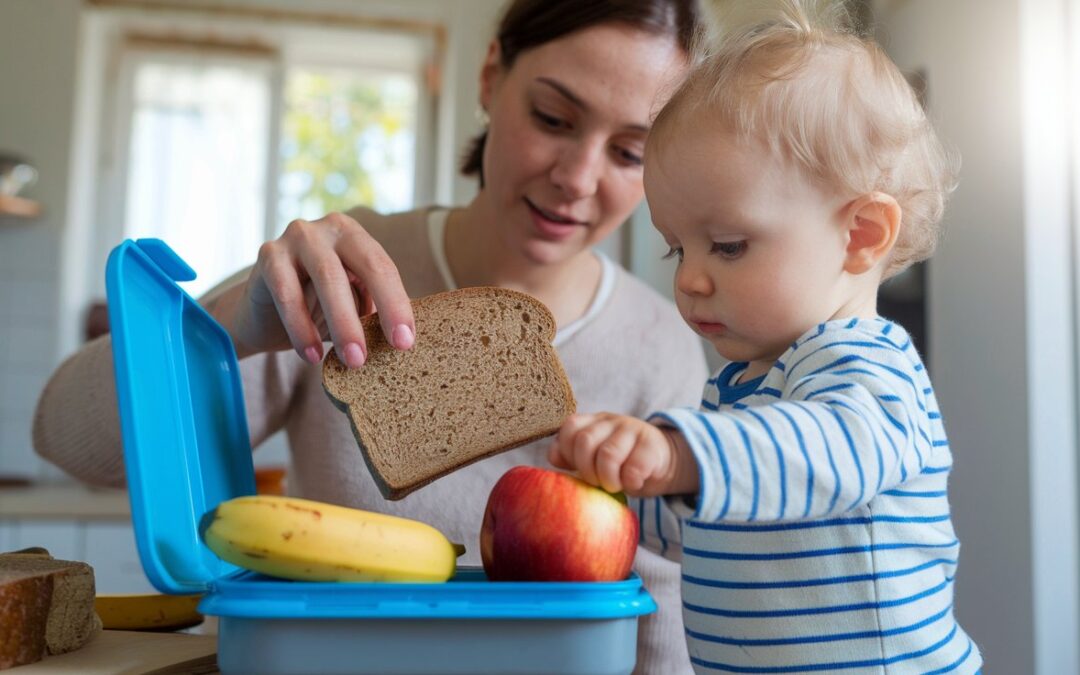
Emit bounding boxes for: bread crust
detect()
[0,574,51,669]
[0,555,100,669]
[323,287,576,500]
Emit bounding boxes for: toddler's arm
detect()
[548,412,699,497]
[657,338,939,523]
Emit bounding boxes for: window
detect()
[121,52,273,298]
[98,21,434,298]
[279,66,419,228]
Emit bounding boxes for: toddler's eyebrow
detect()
[536,77,649,133]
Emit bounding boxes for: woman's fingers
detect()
[268,213,414,368]
[297,240,368,368]
[233,213,414,366]
[334,221,415,351]
[248,240,323,362]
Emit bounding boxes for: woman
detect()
[34,1,708,672]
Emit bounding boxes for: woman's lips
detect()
[525,199,583,240]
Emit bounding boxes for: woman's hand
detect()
[548,412,699,498]
[207,212,415,367]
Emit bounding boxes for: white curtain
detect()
[124,58,271,298]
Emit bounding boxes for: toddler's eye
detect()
[711,241,746,259]
[662,246,684,262]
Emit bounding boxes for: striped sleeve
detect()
[651,334,937,523]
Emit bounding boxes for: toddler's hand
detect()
[547,413,698,497]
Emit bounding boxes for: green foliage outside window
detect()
[279,69,416,227]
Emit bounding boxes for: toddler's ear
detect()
[843,192,901,275]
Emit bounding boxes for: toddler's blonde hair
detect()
[652,0,958,277]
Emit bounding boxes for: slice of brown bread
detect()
[323,287,576,500]
[0,552,101,669]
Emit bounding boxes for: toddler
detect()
[549,1,982,672]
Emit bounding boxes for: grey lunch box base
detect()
[217,616,640,675]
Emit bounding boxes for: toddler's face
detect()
[644,123,852,373]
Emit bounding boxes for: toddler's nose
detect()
[676,259,714,297]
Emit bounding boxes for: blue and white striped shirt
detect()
[641,318,982,673]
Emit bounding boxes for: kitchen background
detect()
[0,0,1076,673]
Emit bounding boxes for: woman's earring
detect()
[475,105,489,126]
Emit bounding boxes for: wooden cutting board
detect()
[9,630,217,674]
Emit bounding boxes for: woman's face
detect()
[479,23,686,266]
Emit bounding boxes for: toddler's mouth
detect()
[692,320,726,335]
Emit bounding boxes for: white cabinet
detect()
[0,520,13,551]
[1,518,155,593]
[6,520,83,560]
[1,486,155,593]
[83,522,156,594]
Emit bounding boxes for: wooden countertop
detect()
[10,630,217,674]
[0,484,131,520]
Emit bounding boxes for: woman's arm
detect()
[32,337,127,487]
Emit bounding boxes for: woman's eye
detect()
[662,246,684,262]
[532,109,566,130]
[712,241,747,259]
[612,145,643,167]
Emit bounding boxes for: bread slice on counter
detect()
[0,550,102,669]
[323,287,576,500]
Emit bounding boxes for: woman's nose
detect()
[676,258,714,297]
[550,141,603,200]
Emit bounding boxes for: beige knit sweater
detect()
[33,207,709,674]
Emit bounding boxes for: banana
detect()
[199,495,461,583]
[94,593,203,631]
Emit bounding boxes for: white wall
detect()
[873,1,1079,673]
[0,0,83,480]
[0,0,503,480]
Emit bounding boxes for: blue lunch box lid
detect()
[106,238,254,594]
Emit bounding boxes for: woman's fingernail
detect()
[392,324,415,350]
[344,342,365,368]
[304,346,322,364]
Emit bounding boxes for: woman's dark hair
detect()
[460,0,701,184]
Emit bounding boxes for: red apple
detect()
[480,465,639,582]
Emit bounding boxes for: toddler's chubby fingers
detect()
[549,413,595,470]
[557,413,596,443]
[620,426,676,497]
[620,449,665,496]
[570,419,617,488]
[547,442,571,470]
[593,425,639,494]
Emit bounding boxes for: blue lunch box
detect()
[105,239,656,675]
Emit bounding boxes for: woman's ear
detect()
[843,192,901,275]
[479,40,502,113]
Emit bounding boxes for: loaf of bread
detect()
[0,550,101,669]
[323,287,576,500]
